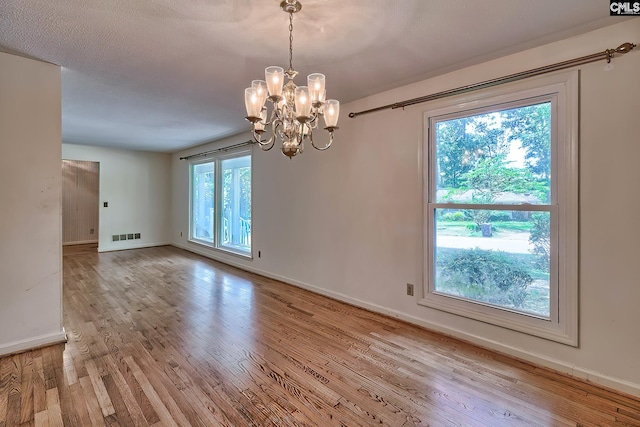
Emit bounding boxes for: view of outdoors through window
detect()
[191,154,252,254]
[433,102,552,317]
[220,155,252,252]
[192,162,214,244]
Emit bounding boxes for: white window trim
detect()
[188,147,253,258]
[419,71,578,346]
[216,149,253,256]
[189,157,216,247]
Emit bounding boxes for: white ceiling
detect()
[0,1,623,152]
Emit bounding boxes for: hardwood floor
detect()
[1,246,639,426]
[62,243,98,256]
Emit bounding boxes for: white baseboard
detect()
[171,242,640,399]
[98,241,170,253]
[63,240,98,246]
[0,329,67,357]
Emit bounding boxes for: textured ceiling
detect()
[0,0,624,152]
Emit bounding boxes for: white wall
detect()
[62,144,171,252]
[172,20,640,397]
[0,52,66,355]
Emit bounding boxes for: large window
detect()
[190,150,252,256]
[219,156,252,252]
[192,162,215,244]
[422,73,578,345]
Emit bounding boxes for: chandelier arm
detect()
[308,114,319,130]
[254,120,279,150]
[253,129,271,148]
[264,104,280,126]
[297,123,307,145]
[258,139,276,151]
[309,128,334,151]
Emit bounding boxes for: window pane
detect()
[434,208,550,317]
[192,162,215,243]
[435,103,551,205]
[220,155,251,252]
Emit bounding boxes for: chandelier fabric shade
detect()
[244,0,339,158]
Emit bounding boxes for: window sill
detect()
[187,239,253,260]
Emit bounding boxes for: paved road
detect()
[437,234,532,254]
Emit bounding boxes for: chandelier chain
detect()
[288,12,294,72]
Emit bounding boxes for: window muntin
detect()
[189,150,252,256]
[422,73,578,345]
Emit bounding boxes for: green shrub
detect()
[441,211,466,222]
[441,212,455,221]
[452,211,465,221]
[529,213,550,272]
[489,212,511,222]
[436,248,533,308]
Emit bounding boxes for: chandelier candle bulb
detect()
[295,86,312,119]
[251,80,268,109]
[265,66,284,98]
[307,73,325,104]
[244,87,262,119]
[324,99,340,128]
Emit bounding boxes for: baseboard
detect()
[171,242,640,399]
[63,240,98,246]
[0,329,67,357]
[98,241,170,253]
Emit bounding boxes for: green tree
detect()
[502,103,551,181]
[222,166,251,220]
[460,154,546,228]
[436,114,507,190]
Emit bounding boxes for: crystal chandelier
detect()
[244,0,339,158]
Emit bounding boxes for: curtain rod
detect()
[348,42,636,119]
[179,140,254,160]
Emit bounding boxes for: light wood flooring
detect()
[62,243,98,256]
[1,245,639,426]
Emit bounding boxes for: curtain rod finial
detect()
[615,42,636,54]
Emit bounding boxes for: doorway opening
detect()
[62,160,99,253]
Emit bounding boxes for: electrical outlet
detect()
[90,228,94,234]
[134,233,141,239]
[112,235,119,242]
[127,234,134,240]
[120,234,127,240]
[406,283,414,296]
